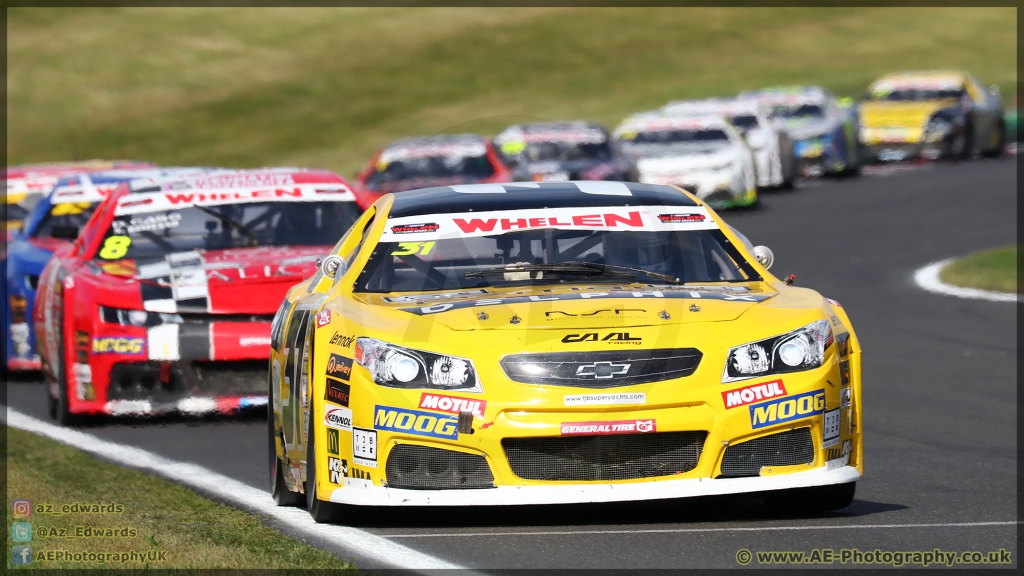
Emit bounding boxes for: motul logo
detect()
[418,393,485,417]
[722,379,787,409]
[454,211,643,233]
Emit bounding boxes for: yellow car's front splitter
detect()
[326,463,860,507]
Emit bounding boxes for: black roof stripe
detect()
[386,182,696,217]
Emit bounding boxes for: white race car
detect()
[613,112,758,209]
[662,98,795,189]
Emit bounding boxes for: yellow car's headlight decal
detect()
[355,337,482,392]
[723,320,832,383]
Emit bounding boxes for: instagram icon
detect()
[12,498,32,518]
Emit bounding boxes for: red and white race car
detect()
[33,169,364,423]
[354,134,511,208]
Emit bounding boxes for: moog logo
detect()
[749,389,825,429]
[374,405,458,440]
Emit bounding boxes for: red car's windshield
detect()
[95,200,361,261]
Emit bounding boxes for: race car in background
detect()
[268,180,861,520]
[857,71,1005,163]
[661,98,796,189]
[4,168,224,372]
[613,112,757,209]
[739,86,860,178]
[493,121,638,182]
[4,161,155,236]
[354,135,511,208]
[33,169,363,423]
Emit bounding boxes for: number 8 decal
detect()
[98,235,132,260]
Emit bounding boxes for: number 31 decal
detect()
[98,235,132,260]
[391,241,435,256]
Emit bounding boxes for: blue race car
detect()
[3,168,222,371]
[739,86,861,178]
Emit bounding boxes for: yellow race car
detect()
[268,181,862,522]
[858,71,1005,162]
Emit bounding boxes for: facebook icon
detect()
[12,545,32,565]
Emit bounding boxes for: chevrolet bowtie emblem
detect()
[576,361,631,379]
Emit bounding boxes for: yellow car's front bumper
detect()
[317,349,862,506]
[327,463,860,506]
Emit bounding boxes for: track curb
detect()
[913,259,1020,303]
[3,406,466,572]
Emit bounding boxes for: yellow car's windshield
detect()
[358,228,758,293]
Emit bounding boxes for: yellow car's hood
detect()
[859,100,957,144]
[860,100,955,127]
[354,283,778,330]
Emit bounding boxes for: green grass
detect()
[940,246,1018,293]
[7,8,1017,177]
[6,427,356,570]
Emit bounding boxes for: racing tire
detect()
[50,298,84,427]
[268,373,304,507]
[982,120,1005,158]
[763,482,856,516]
[955,121,974,161]
[305,398,345,523]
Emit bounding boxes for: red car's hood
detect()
[99,246,328,315]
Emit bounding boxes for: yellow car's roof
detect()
[869,71,966,88]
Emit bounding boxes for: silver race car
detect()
[613,111,757,209]
[662,98,795,189]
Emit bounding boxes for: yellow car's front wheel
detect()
[306,398,346,523]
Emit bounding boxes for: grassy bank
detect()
[7,8,1017,176]
[940,246,1018,294]
[6,426,355,570]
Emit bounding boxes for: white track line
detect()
[3,406,463,571]
[378,520,1023,539]
[913,259,1020,303]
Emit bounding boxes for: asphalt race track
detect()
[6,158,1018,568]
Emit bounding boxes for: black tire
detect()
[763,482,856,516]
[957,121,974,160]
[51,299,82,427]
[268,370,304,506]
[983,119,1005,158]
[306,397,345,523]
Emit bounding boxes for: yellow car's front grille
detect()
[502,431,708,481]
[500,348,703,388]
[719,427,814,478]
